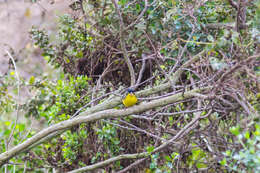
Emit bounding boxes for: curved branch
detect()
[22,50,206,149]
[5,50,21,150]
[68,153,148,173]
[69,108,212,173]
[0,86,211,166]
[0,50,207,166]
[81,50,206,116]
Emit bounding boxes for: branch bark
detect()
[0,86,211,166]
[68,109,212,173]
[12,50,206,152]
[78,50,206,116]
[68,153,148,173]
[0,50,207,166]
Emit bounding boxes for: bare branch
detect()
[170,23,196,74]
[124,0,148,31]
[217,53,260,83]
[112,0,136,86]
[134,53,147,90]
[68,110,212,173]
[68,153,148,173]
[79,50,206,116]
[204,22,235,29]
[0,87,211,166]
[5,50,21,150]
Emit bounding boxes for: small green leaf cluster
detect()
[0,75,15,114]
[30,27,55,63]
[149,153,160,171]
[62,128,88,164]
[144,152,179,173]
[24,74,90,123]
[58,15,92,58]
[0,121,27,151]
[187,144,207,169]
[96,122,122,156]
[221,123,260,172]
[30,15,93,73]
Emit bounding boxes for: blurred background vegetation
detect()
[0,0,260,172]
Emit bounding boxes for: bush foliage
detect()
[0,0,259,172]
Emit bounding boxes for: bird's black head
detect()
[127,88,135,93]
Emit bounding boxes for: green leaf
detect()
[150,162,157,169]
[245,131,250,140]
[147,146,155,154]
[29,76,35,85]
[225,150,231,156]
[168,116,173,126]
[167,162,173,168]
[119,0,127,5]
[220,158,227,166]
[165,155,171,161]
[171,152,179,159]
[230,126,240,136]
[201,111,207,116]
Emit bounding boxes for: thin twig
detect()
[112,0,136,86]
[68,110,212,173]
[124,0,148,31]
[169,24,196,74]
[0,87,211,166]
[117,158,147,173]
[134,53,147,90]
[68,153,148,173]
[19,115,33,144]
[5,50,20,150]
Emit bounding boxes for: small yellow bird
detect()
[122,89,138,107]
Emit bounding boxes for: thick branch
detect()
[69,108,212,173]
[80,50,206,116]
[0,87,211,166]
[0,50,207,165]
[11,50,206,157]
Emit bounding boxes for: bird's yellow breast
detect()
[122,93,138,107]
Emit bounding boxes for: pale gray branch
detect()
[0,87,211,166]
[68,153,148,173]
